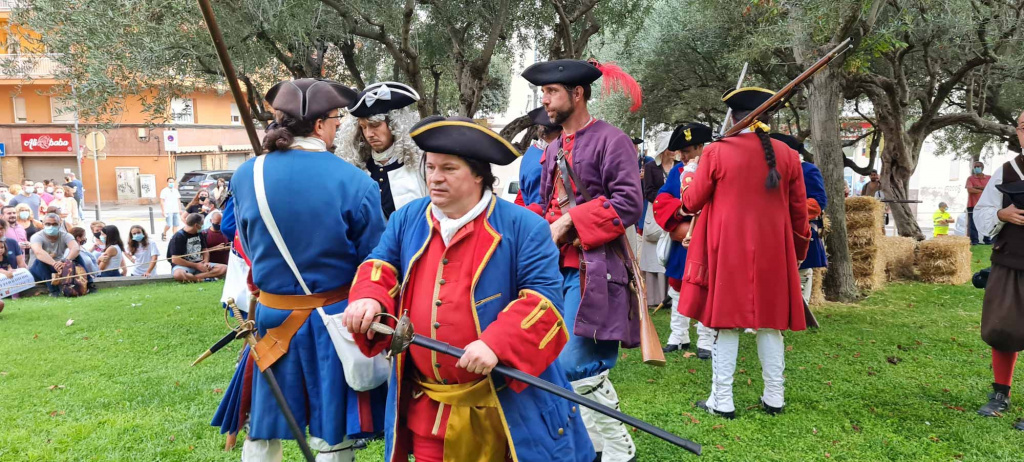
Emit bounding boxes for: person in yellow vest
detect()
[933,202,954,236]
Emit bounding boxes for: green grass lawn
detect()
[0,247,1010,461]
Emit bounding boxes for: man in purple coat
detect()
[521,59,644,461]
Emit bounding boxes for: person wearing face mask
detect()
[335,81,427,220]
[88,221,107,255]
[185,191,210,216]
[36,182,53,207]
[201,198,220,231]
[211,78,385,462]
[15,204,42,241]
[96,225,127,277]
[9,180,42,219]
[0,183,10,205]
[160,177,183,241]
[125,225,158,277]
[0,216,27,271]
[28,213,85,296]
[48,187,80,227]
[210,177,228,208]
[202,211,229,265]
[69,227,100,274]
[967,161,993,245]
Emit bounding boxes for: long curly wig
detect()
[334,107,422,170]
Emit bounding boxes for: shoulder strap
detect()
[557,150,595,204]
[254,155,312,295]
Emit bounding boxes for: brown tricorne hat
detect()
[265,79,359,121]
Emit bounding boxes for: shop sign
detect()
[20,133,74,152]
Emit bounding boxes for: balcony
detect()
[0,53,63,79]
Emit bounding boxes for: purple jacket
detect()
[538,119,644,346]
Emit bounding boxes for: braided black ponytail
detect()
[755,126,781,189]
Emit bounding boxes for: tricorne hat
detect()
[265,79,358,121]
[410,116,519,166]
[521,59,643,112]
[348,82,420,118]
[668,123,713,151]
[528,106,560,130]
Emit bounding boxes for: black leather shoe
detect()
[696,400,735,419]
[762,399,784,416]
[662,343,690,353]
[697,348,712,360]
[1014,420,1024,431]
[978,392,1010,417]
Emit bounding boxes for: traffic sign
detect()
[0,143,5,157]
[85,131,106,152]
[164,129,178,151]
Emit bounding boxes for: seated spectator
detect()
[70,227,100,274]
[89,221,106,255]
[126,225,159,277]
[201,199,221,231]
[933,202,954,237]
[202,211,230,265]
[4,205,27,250]
[96,225,127,277]
[169,213,226,283]
[0,217,26,270]
[28,213,86,296]
[15,203,42,241]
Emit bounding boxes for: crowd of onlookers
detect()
[0,173,231,300]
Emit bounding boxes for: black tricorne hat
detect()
[265,79,358,121]
[521,59,603,87]
[668,123,713,151]
[528,106,560,129]
[631,137,644,145]
[347,82,420,118]
[997,181,1024,209]
[722,87,776,112]
[769,133,807,155]
[409,116,519,166]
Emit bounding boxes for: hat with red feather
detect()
[521,59,643,112]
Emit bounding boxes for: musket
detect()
[367,314,702,456]
[722,38,853,138]
[223,298,316,462]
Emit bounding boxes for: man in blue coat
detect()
[771,134,828,303]
[515,106,562,207]
[344,116,593,462]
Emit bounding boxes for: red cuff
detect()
[350,259,401,357]
[479,290,567,393]
[514,190,525,206]
[807,199,821,220]
[353,314,396,358]
[567,196,625,249]
[793,230,811,261]
[653,192,684,232]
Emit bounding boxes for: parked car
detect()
[177,170,234,206]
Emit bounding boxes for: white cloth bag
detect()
[253,155,390,392]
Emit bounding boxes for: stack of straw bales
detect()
[916,236,973,284]
[881,236,918,281]
[845,197,886,291]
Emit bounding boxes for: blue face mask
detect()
[974,167,983,174]
[44,225,60,236]
[132,233,145,242]
[99,235,106,243]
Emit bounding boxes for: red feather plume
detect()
[590,59,643,112]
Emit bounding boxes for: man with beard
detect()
[515,106,562,207]
[336,81,427,220]
[521,58,644,461]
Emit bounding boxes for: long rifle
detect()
[369,314,702,456]
[722,38,853,138]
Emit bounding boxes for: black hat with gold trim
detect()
[410,116,519,166]
[265,78,358,122]
[668,123,713,151]
[722,87,776,112]
[528,106,560,129]
[347,81,420,118]
[769,133,806,155]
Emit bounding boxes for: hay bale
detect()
[881,236,918,281]
[916,236,972,284]
[810,267,827,306]
[845,196,885,291]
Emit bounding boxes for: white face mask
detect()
[24,187,34,194]
[45,187,54,193]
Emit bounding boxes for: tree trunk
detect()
[805,64,861,302]
[873,106,925,240]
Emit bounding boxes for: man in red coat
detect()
[678,88,811,418]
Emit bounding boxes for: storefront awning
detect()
[221,144,254,152]
[175,145,219,154]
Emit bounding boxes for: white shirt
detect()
[975,155,1024,238]
[431,190,492,246]
[130,242,159,277]
[160,187,181,216]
